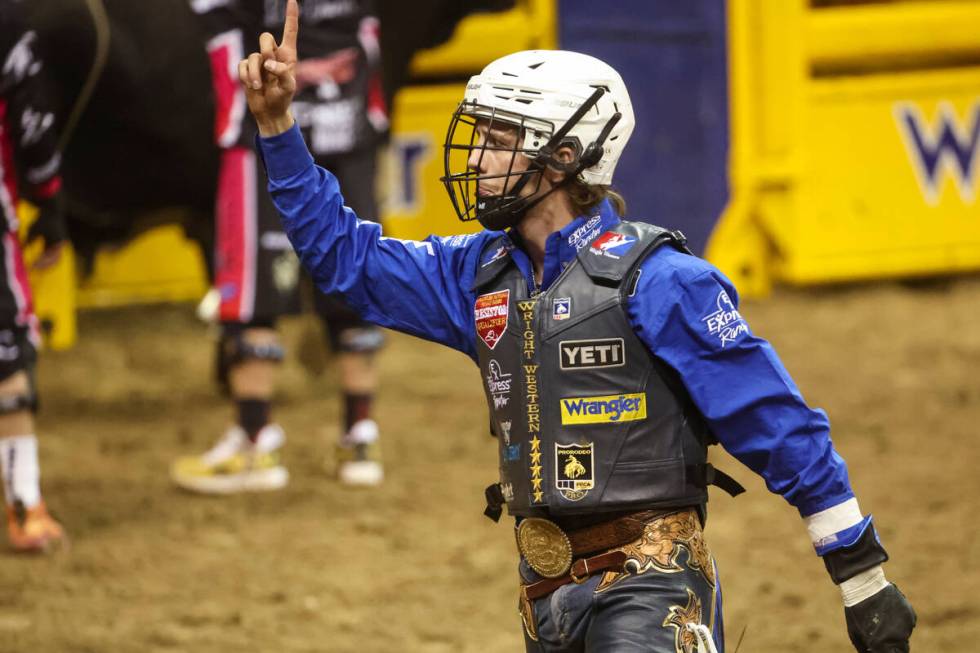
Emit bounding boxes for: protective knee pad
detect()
[0,329,36,383]
[334,326,385,354]
[0,363,38,415]
[314,292,383,353]
[215,322,285,393]
[0,393,36,415]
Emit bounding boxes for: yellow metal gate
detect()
[709,0,980,296]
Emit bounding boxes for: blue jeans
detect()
[519,529,723,652]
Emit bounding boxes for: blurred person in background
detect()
[171,0,388,494]
[239,3,919,650]
[0,0,68,552]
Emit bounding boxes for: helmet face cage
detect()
[441,101,550,228]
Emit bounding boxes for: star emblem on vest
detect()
[530,435,543,502]
[589,232,637,259]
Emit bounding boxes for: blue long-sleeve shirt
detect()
[259,123,870,555]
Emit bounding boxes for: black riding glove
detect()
[844,583,916,652]
[24,191,68,251]
[822,520,916,652]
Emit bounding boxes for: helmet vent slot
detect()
[528,61,544,69]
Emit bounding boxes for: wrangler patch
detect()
[560,393,646,425]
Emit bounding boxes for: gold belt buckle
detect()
[516,518,573,579]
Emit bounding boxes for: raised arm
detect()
[238,0,298,137]
[236,0,485,358]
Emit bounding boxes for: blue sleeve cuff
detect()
[256,122,314,180]
[814,514,874,556]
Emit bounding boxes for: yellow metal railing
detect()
[410,0,557,77]
[808,1,980,73]
[709,0,980,296]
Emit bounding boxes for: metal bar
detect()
[807,1,980,72]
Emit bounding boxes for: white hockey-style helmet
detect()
[441,50,635,230]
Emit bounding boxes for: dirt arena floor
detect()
[1,276,977,652]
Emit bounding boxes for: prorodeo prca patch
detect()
[555,442,595,501]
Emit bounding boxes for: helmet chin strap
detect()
[475,173,569,231]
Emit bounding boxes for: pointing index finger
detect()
[281,0,299,51]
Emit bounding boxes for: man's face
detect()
[468,119,539,200]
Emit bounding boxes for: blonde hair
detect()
[567,179,627,217]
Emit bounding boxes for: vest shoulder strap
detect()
[576,220,692,287]
[471,235,514,292]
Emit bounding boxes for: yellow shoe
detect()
[336,419,383,486]
[7,500,67,553]
[171,424,289,494]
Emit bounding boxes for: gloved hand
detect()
[24,191,67,269]
[844,583,916,652]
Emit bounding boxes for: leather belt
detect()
[519,508,702,602]
[516,509,672,579]
[522,550,629,601]
[564,509,668,556]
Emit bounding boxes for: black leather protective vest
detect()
[473,221,718,518]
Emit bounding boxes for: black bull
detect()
[24,0,514,270]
